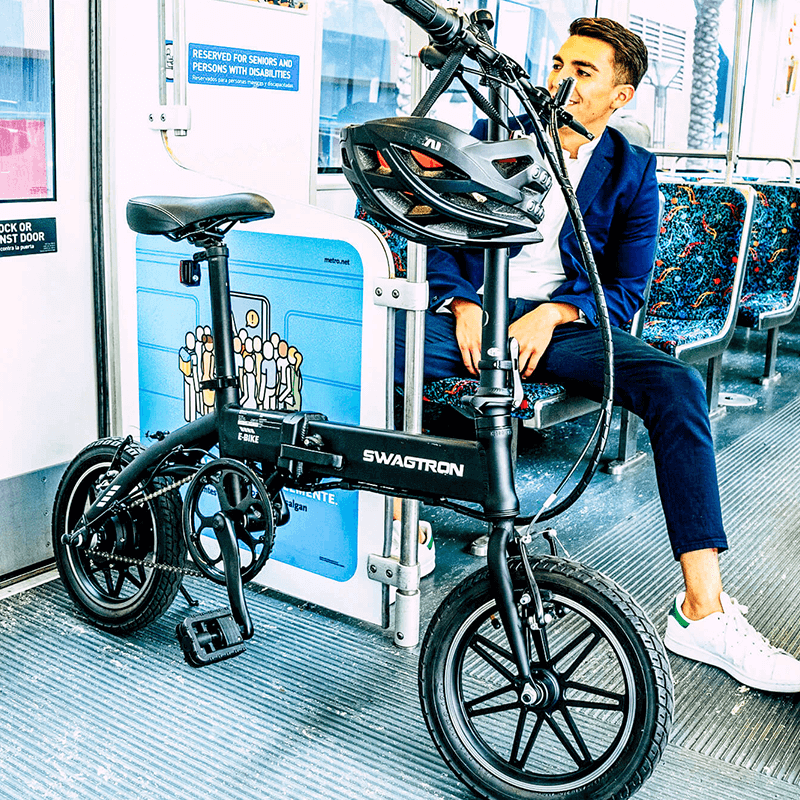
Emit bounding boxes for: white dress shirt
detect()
[479,132,601,301]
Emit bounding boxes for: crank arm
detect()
[212,512,254,640]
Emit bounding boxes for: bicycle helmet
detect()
[341,117,551,248]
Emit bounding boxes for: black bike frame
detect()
[77,229,533,680]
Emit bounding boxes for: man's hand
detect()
[509,302,580,378]
[451,298,484,376]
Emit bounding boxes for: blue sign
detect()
[188,43,299,91]
[136,229,364,581]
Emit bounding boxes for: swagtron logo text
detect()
[362,449,465,477]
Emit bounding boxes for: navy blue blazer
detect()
[427,119,659,328]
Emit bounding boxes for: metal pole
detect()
[725,0,748,184]
[393,21,431,648]
[158,0,167,105]
[171,0,188,135]
[394,240,426,649]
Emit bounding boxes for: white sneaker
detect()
[664,591,800,693]
[391,519,435,577]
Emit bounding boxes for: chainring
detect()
[182,458,275,584]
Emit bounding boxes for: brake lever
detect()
[520,79,593,141]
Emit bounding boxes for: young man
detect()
[397,17,800,693]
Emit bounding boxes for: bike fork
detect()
[486,522,531,675]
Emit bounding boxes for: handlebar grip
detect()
[383,0,463,45]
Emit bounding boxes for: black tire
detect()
[52,438,186,633]
[419,556,673,800]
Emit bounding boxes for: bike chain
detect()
[82,474,206,579]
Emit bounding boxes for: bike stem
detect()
[472,82,532,684]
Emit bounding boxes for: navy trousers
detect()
[395,299,728,560]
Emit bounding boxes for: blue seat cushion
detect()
[649,183,748,323]
[423,377,565,421]
[738,290,795,328]
[642,316,726,357]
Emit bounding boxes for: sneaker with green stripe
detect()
[664,591,800,694]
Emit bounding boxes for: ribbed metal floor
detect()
[3,335,800,799]
[574,394,800,788]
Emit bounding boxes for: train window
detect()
[319,0,408,172]
[318,0,596,172]
[431,0,597,134]
[0,0,56,202]
[317,0,738,169]
[627,0,735,155]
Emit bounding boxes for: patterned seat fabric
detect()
[356,204,408,278]
[355,201,571,422]
[423,376,564,421]
[643,182,748,356]
[641,317,726,357]
[736,184,800,329]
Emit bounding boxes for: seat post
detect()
[204,240,240,409]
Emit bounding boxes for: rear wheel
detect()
[419,555,672,800]
[52,438,186,633]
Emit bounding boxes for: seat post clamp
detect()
[199,376,239,391]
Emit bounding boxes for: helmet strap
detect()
[412,41,470,118]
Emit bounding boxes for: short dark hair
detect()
[568,17,648,89]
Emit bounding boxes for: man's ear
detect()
[612,85,635,109]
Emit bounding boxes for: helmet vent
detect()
[355,145,382,173]
[400,148,465,180]
[492,155,533,179]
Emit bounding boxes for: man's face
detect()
[547,35,631,136]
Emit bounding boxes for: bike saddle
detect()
[126,192,274,240]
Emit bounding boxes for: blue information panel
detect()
[188,43,299,91]
[136,229,363,581]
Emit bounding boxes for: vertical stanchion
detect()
[392,16,432,647]
[395,239,426,648]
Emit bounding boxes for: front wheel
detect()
[52,438,187,633]
[419,556,673,800]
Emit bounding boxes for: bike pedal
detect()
[176,608,246,667]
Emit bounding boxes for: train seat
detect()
[355,203,646,470]
[733,182,800,385]
[643,181,755,413]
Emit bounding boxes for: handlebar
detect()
[383,0,464,45]
[400,0,592,140]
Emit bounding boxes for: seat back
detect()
[355,202,408,278]
[649,181,752,324]
[644,181,754,364]
[736,182,800,329]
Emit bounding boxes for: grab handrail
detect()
[654,150,796,184]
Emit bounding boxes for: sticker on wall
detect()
[188,43,300,91]
[0,120,50,201]
[214,0,309,12]
[0,217,56,257]
[136,228,363,581]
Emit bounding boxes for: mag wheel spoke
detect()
[564,681,626,712]
[419,557,673,800]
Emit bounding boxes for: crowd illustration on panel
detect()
[178,305,303,422]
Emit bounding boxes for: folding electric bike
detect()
[52,2,673,799]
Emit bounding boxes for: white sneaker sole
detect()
[664,633,800,694]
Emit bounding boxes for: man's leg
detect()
[534,323,800,692]
[536,323,727,559]
[680,549,724,618]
